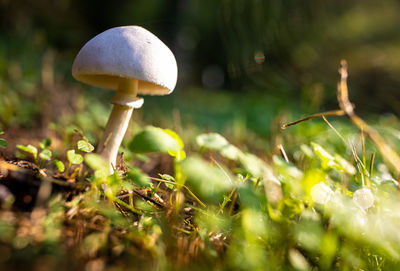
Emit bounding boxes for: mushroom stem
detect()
[97,78,143,173]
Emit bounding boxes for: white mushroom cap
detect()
[72,26,177,95]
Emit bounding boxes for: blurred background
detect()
[1,0,400,152]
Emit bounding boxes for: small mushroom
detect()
[72,26,178,173]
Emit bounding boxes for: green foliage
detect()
[196,132,271,178]
[53,159,65,172]
[165,129,186,160]
[67,150,83,165]
[159,173,175,182]
[77,139,94,153]
[126,167,150,187]
[84,153,108,179]
[39,138,52,149]
[16,144,38,160]
[4,123,400,270]
[16,140,56,168]
[0,131,7,148]
[84,153,107,170]
[0,139,7,148]
[128,126,181,154]
[38,139,53,164]
[196,132,229,151]
[180,156,233,203]
[159,174,176,190]
[39,148,52,161]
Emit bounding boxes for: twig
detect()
[337,60,400,175]
[281,110,345,129]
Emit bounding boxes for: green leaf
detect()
[134,153,150,162]
[164,129,184,149]
[39,149,52,161]
[168,150,186,161]
[158,174,177,190]
[239,152,272,178]
[128,126,181,154]
[17,144,38,159]
[242,208,268,237]
[159,174,175,182]
[196,133,229,151]
[126,167,151,187]
[311,142,356,175]
[180,156,233,203]
[0,131,4,135]
[67,150,83,165]
[165,183,175,190]
[39,138,52,149]
[333,154,356,175]
[85,153,108,170]
[300,144,314,158]
[311,142,335,169]
[164,129,185,160]
[273,156,304,180]
[220,144,242,160]
[0,138,7,148]
[54,159,65,172]
[77,140,94,153]
[196,132,243,161]
[84,153,109,179]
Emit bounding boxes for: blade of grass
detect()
[322,116,347,145]
[352,145,365,187]
[369,152,376,176]
[277,144,289,163]
[361,129,366,167]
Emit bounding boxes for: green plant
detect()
[0,131,7,148]
[16,138,53,168]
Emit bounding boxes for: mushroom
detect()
[72,26,178,173]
